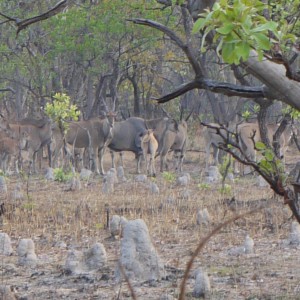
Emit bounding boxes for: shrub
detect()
[162,171,176,183]
[53,168,74,182]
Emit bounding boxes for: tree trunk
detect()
[13,67,23,120]
[85,74,94,119]
[244,51,300,110]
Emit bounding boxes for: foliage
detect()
[242,104,259,121]
[242,110,252,121]
[21,202,36,210]
[95,223,104,230]
[219,183,232,195]
[197,183,211,190]
[0,0,177,117]
[53,167,74,183]
[45,93,80,134]
[162,171,176,183]
[255,141,286,184]
[192,0,298,64]
[218,154,233,178]
[282,105,300,121]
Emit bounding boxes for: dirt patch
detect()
[0,149,300,299]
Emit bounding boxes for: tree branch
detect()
[129,16,300,110]
[0,0,68,35]
[0,87,15,93]
[155,78,265,103]
[127,18,204,77]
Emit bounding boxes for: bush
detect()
[53,168,74,182]
[162,171,176,183]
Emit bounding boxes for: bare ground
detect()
[1,147,300,300]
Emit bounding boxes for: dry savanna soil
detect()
[1,138,300,300]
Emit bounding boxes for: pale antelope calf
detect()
[140,129,158,177]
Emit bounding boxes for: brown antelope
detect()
[0,118,52,173]
[237,122,292,161]
[140,129,158,176]
[0,132,29,173]
[202,123,232,171]
[203,121,292,173]
[19,118,53,170]
[51,112,116,175]
[170,119,188,172]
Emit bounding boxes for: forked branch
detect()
[0,0,68,35]
[201,122,300,223]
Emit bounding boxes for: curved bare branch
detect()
[155,79,265,103]
[127,18,204,77]
[0,0,68,35]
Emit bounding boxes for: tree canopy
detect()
[0,0,299,119]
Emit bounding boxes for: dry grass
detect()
[0,145,300,299]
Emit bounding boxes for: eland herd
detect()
[0,110,295,176]
[0,111,189,176]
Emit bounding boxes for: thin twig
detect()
[179,208,262,300]
[118,262,137,300]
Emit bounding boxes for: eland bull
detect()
[52,112,116,175]
[108,117,146,173]
[108,115,187,174]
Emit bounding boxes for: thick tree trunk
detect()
[14,68,23,120]
[85,74,94,119]
[244,51,300,110]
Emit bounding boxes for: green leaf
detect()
[255,141,266,150]
[193,10,214,34]
[192,17,207,33]
[252,21,278,33]
[216,23,234,35]
[219,0,227,6]
[259,159,273,173]
[241,16,253,34]
[235,41,250,61]
[264,150,274,161]
[222,42,235,64]
[253,32,271,50]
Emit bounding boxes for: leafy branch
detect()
[45,93,79,134]
[192,0,299,81]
